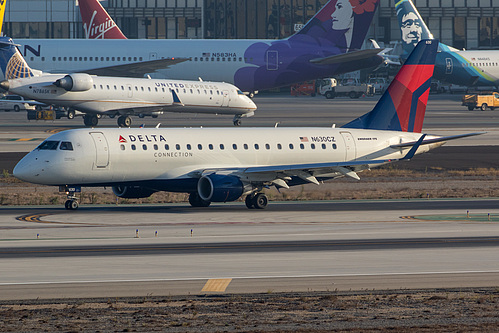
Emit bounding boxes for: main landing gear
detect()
[83,114,99,127]
[188,192,211,207]
[233,115,242,126]
[245,193,268,209]
[117,115,132,127]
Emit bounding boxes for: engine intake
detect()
[197,174,244,202]
[112,185,156,199]
[54,73,93,92]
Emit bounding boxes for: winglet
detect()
[400,134,426,160]
[172,89,184,106]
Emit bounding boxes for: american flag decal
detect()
[202,52,211,57]
[300,137,309,142]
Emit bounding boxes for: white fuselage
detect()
[13,127,439,189]
[7,74,256,117]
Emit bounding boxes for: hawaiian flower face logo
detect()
[350,0,379,15]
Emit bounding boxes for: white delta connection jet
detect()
[0,37,256,127]
[13,40,482,210]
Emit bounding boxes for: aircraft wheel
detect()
[481,103,488,111]
[188,192,211,207]
[245,194,255,209]
[138,114,145,118]
[65,199,79,210]
[67,110,75,119]
[124,116,132,127]
[233,119,241,126]
[252,193,268,209]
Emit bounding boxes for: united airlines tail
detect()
[79,0,127,39]
[292,0,380,51]
[343,39,438,133]
[0,37,34,80]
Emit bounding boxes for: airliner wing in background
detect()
[83,57,191,77]
[310,48,383,65]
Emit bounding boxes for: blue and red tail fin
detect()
[0,37,34,80]
[291,0,380,51]
[79,0,127,39]
[342,39,438,133]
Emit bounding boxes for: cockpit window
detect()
[37,140,60,150]
[59,141,73,151]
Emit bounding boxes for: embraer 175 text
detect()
[13,40,482,210]
[0,38,256,127]
[396,0,499,87]
[12,0,383,94]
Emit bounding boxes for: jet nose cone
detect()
[0,80,10,92]
[13,156,37,183]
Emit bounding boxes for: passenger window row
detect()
[91,84,222,96]
[120,143,338,151]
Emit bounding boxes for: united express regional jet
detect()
[12,0,383,94]
[13,40,482,210]
[396,0,499,87]
[0,37,256,127]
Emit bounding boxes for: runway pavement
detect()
[1,200,499,300]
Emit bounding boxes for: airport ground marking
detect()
[402,214,499,222]
[201,278,232,292]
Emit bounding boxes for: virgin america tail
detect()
[79,0,127,39]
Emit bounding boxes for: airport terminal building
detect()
[3,0,499,50]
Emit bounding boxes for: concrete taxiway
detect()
[1,200,499,300]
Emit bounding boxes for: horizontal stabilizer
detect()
[83,57,190,77]
[399,134,426,161]
[310,49,382,65]
[390,132,485,148]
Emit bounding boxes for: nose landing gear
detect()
[60,185,81,210]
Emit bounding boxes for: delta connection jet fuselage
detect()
[14,40,482,210]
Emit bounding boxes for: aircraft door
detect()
[445,58,453,74]
[266,50,278,70]
[221,90,230,107]
[90,132,109,169]
[340,131,356,161]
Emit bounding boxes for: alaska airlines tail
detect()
[0,0,6,36]
[292,0,380,51]
[395,0,433,56]
[343,39,438,133]
[79,0,127,39]
[0,37,34,80]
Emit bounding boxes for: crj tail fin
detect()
[0,37,34,80]
[342,39,438,133]
[79,0,127,39]
[292,0,380,51]
[395,0,433,56]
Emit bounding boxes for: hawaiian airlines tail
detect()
[0,37,34,80]
[0,0,6,36]
[79,0,127,39]
[293,0,380,52]
[343,39,438,133]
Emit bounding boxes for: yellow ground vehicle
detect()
[462,92,499,111]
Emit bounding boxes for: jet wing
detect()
[82,57,190,77]
[310,49,383,65]
[390,132,485,148]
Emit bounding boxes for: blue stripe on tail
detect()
[0,37,34,80]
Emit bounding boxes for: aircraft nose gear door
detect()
[266,50,278,70]
[445,58,453,74]
[340,131,356,161]
[90,132,110,169]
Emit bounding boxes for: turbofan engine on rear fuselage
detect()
[54,73,93,91]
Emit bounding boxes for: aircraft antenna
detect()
[155,123,161,128]
[274,122,279,128]
[198,77,203,82]
[146,75,151,79]
[332,124,336,128]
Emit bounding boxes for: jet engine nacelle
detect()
[112,185,157,199]
[54,73,93,92]
[197,174,244,202]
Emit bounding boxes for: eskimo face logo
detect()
[6,51,33,79]
[400,12,422,47]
